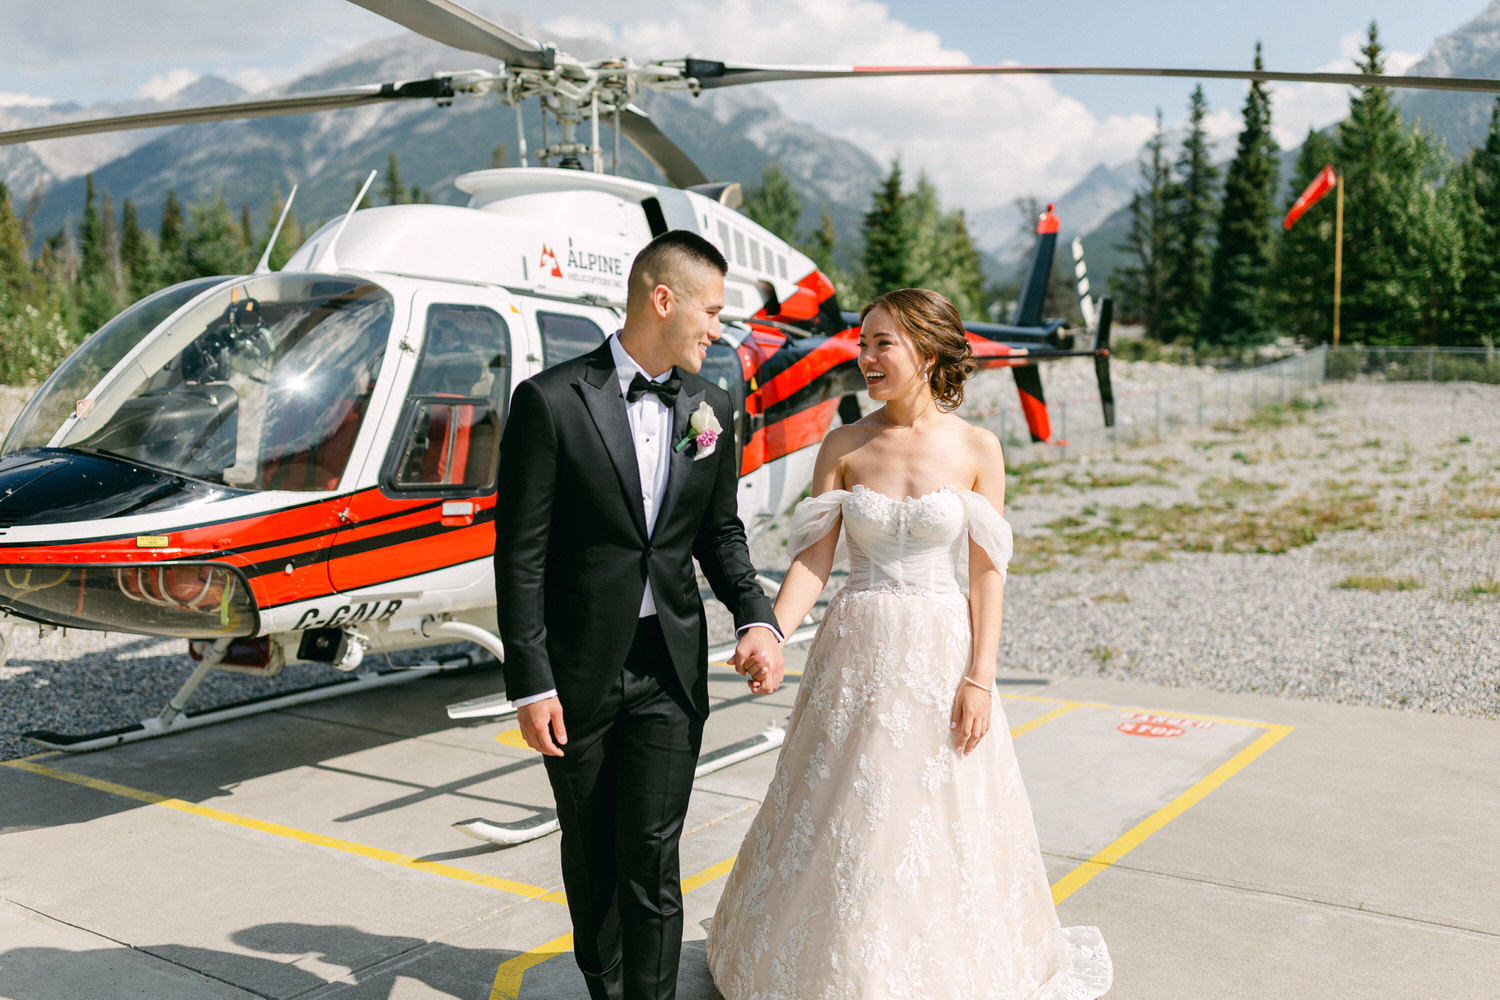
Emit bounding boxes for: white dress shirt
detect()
[510,334,780,709]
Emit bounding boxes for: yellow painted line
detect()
[682,854,737,893]
[1,759,562,904]
[494,728,531,750]
[1008,701,1081,739]
[1049,723,1295,905]
[489,931,574,1000]
[999,692,1277,730]
[488,849,738,996]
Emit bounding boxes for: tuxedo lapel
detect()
[654,381,704,540]
[575,346,649,541]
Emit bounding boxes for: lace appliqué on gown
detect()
[707,486,1111,1000]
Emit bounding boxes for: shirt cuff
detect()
[510,689,557,709]
[736,621,785,644]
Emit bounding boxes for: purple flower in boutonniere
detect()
[675,401,722,459]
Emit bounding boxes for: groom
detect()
[494,229,784,1000]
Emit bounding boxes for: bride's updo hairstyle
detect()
[860,288,977,412]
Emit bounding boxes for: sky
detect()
[0,0,1492,214]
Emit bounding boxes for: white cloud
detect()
[1268,31,1422,148]
[134,69,200,102]
[0,92,52,108]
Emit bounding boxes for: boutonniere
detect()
[675,401,721,460]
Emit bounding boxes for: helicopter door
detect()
[325,300,512,603]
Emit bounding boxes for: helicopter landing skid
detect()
[451,726,787,847]
[24,647,481,754]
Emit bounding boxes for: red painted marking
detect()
[1119,712,1215,730]
[755,332,859,410]
[1037,204,1060,234]
[1117,721,1185,739]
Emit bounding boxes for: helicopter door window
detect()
[536,311,606,368]
[387,304,511,493]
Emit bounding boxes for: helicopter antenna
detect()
[324,170,378,273]
[254,184,299,275]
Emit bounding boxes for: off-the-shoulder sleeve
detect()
[787,490,850,561]
[960,491,1014,579]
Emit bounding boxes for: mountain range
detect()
[5,2,1500,299]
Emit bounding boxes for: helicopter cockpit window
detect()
[387,304,511,492]
[52,275,392,491]
[537,311,606,368]
[4,277,223,454]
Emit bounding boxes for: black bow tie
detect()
[626,371,681,405]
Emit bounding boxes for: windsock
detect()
[1284,166,1338,230]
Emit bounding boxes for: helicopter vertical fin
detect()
[1012,204,1060,327]
[1012,365,1051,443]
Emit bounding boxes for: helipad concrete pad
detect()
[2,657,1497,1000]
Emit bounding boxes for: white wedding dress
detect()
[706,485,1111,999]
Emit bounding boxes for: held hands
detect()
[950,676,993,755]
[517,696,568,757]
[729,626,785,695]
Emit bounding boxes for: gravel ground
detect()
[1,371,1496,760]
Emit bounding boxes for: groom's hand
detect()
[732,627,784,694]
[517,697,568,757]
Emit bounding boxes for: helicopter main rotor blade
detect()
[679,60,1500,95]
[618,107,709,188]
[347,0,554,70]
[0,79,460,147]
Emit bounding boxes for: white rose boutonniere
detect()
[675,401,722,460]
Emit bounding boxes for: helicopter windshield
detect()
[4,277,225,455]
[37,274,393,491]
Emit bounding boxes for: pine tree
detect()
[1272,129,1339,344]
[859,160,914,300]
[185,194,252,277]
[1159,86,1218,345]
[0,181,35,305]
[1334,23,1458,346]
[238,203,255,260]
[76,177,121,332]
[1202,44,1280,352]
[742,163,802,244]
[1446,99,1500,347]
[158,189,187,284]
[1115,111,1172,336]
[382,151,407,206]
[118,199,158,300]
[927,209,987,318]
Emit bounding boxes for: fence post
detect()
[1427,346,1436,382]
[1252,372,1260,412]
[1154,389,1163,440]
[1196,381,1204,426]
[1225,376,1233,424]
[1058,399,1068,460]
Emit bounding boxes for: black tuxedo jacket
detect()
[494,340,774,722]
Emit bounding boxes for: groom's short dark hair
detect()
[627,230,728,311]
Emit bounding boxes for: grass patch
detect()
[1017,490,1382,571]
[1335,575,1421,592]
[1197,476,1284,505]
[1454,580,1500,600]
[1090,592,1132,603]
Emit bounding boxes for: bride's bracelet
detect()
[960,676,992,695]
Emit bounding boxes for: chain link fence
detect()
[1326,345,1500,385]
[977,347,1329,458]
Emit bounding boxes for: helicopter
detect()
[1,0,1494,757]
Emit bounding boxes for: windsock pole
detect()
[1332,170,1344,348]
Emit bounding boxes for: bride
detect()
[707,288,1112,999]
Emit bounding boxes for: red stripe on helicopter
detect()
[1017,388,1051,441]
[742,398,842,474]
[754,332,859,410]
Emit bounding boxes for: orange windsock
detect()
[1284,165,1338,230]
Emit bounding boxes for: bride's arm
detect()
[955,429,1007,754]
[770,433,848,637]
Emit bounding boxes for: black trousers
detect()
[543,616,704,1000]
